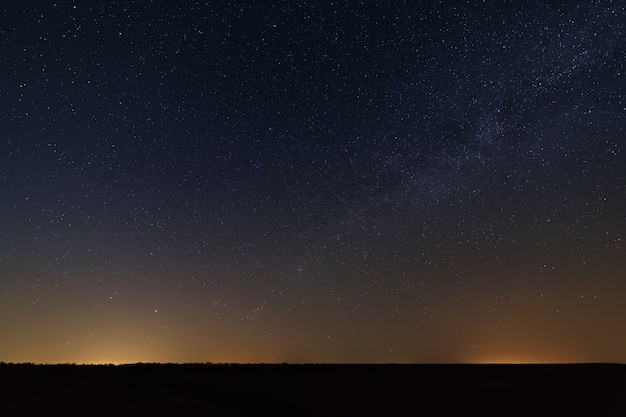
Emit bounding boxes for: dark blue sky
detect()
[0,0,624,364]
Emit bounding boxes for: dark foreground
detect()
[0,363,624,416]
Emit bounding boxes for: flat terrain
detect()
[0,363,623,416]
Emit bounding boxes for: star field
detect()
[0,1,624,364]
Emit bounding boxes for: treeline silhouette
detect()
[0,362,623,416]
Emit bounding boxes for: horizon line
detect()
[2,361,624,366]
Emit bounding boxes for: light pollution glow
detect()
[1,295,614,365]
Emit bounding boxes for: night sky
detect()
[1,1,624,364]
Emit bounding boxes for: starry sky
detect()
[1,1,624,364]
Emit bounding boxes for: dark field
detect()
[0,363,624,416]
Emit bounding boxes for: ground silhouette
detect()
[0,362,623,416]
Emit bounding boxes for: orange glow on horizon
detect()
[470,351,586,365]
